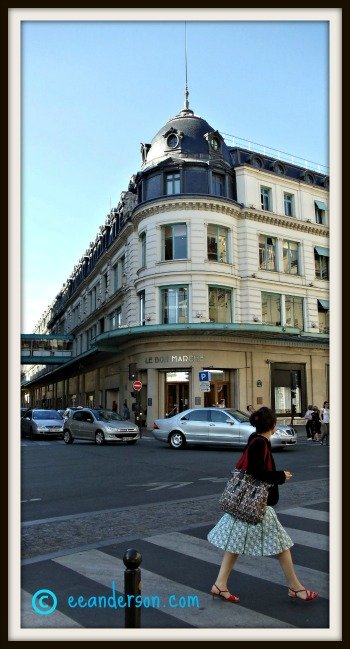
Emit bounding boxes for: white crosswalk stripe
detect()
[144,531,329,599]
[53,550,295,628]
[279,507,329,522]
[21,590,82,628]
[21,504,329,629]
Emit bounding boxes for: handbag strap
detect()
[235,436,273,471]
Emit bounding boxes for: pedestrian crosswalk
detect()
[21,501,330,631]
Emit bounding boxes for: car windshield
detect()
[92,409,124,422]
[223,409,250,423]
[33,410,63,420]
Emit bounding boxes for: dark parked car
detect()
[63,408,140,445]
[21,409,64,439]
[153,407,297,450]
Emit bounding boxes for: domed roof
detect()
[142,106,232,169]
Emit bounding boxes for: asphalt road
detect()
[21,433,329,523]
[19,433,332,635]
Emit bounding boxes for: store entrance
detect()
[204,381,230,408]
[165,371,189,417]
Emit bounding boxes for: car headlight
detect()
[105,426,116,432]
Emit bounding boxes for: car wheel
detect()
[63,430,74,444]
[95,431,105,445]
[126,440,137,445]
[169,431,186,449]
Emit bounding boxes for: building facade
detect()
[22,101,329,425]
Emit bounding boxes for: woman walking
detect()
[208,406,318,603]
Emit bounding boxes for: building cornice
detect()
[132,196,329,236]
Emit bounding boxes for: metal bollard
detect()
[123,548,142,628]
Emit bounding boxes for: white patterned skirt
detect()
[207,506,293,556]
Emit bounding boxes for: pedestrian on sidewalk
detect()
[207,406,319,604]
[320,401,330,446]
[303,405,314,440]
[311,406,322,442]
[123,400,130,419]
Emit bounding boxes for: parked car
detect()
[21,409,64,439]
[56,409,66,417]
[21,408,28,418]
[63,408,140,445]
[152,407,297,450]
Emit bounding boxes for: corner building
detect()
[24,102,329,425]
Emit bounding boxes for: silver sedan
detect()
[152,407,297,450]
[63,408,140,445]
[21,409,64,439]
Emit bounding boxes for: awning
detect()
[315,200,327,210]
[318,299,329,310]
[314,246,329,257]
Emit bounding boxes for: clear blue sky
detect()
[19,14,332,332]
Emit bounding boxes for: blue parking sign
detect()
[199,371,211,382]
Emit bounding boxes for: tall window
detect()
[283,240,299,275]
[102,272,108,297]
[284,193,294,217]
[318,299,329,333]
[161,287,188,324]
[315,200,327,224]
[260,187,271,211]
[139,290,145,326]
[91,286,96,311]
[113,256,125,291]
[162,223,187,260]
[207,225,228,262]
[314,248,329,279]
[209,287,232,323]
[165,172,180,195]
[285,296,303,329]
[261,292,281,325]
[110,307,122,330]
[140,232,146,268]
[259,235,277,271]
[212,173,224,196]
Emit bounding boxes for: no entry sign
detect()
[132,380,142,391]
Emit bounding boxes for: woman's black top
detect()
[245,432,286,506]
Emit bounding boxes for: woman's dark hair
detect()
[249,406,276,433]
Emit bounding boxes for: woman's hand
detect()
[284,471,293,480]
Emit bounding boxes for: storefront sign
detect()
[145,354,205,364]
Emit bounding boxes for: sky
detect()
[15,9,335,333]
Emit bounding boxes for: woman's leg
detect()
[277,549,314,600]
[211,551,239,597]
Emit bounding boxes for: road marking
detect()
[198,477,227,483]
[280,507,329,522]
[21,498,42,503]
[53,549,295,628]
[21,589,82,628]
[127,481,195,491]
[127,479,229,490]
[144,530,329,600]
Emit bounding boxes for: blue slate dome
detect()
[142,106,232,169]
